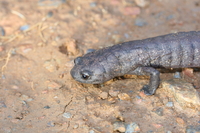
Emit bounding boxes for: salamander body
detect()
[70,31,200,95]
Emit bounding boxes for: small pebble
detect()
[174,72,181,78]
[186,125,200,133]
[0,101,7,108]
[153,108,163,116]
[73,124,79,129]
[152,123,163,129]
[63,112,72,119]
[89,130,95,133]
[125,122,140,133]
[2,75,6,79]
[47,121,55,127]
[0,26,5,36]
[166,15,174,20]
[113,121,126,132]
[123,6,141,16]
[176,117,185,125]
[166,102,174,107]
[20,94,34,102]
[47,81,62,90]
[7,115,12,118]
[118,93,131,101]
[135,0,149,7]
[38,0,66,7]
[90,2,97,7]
[86,96,95,103]
[135,18,147,27]
[136,95,141,99]
[47,11,53,17]
[43,59,58,72]
[20,25,30,31]
[109,90,120,97]
[166,131,172,133]
[146,130,155,133]
[44,105,50,109]
[99,92,108,99]
[124,33,130,38]
[66,39,79,55]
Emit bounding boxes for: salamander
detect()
[70,31,200,95]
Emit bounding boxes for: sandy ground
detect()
[0,0,200,133]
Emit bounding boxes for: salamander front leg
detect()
[128,67,160,95]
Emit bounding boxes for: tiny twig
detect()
[11,10,26,20]
[31,82,35,90]
[1,49,12,75]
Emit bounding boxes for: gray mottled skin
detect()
[70,31,200,95]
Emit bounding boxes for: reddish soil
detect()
[0,0,200,133]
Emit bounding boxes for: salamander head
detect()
[70,56,107,84]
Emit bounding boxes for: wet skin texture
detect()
[71,31,200,95]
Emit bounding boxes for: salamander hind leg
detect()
[128,67,160,95]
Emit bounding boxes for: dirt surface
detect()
[0,0,200,133]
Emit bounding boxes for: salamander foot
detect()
[140,85,155,95]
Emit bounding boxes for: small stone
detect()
[174,72,181,78]
[123,6,141,16]
[11,119,19,123]
[176,117,185,125]
[182,68,194,78]
[135,0,149,7]
[65,39,79,55]
[166,102,174,107]
[47,121,55,127]
[63,112,72,119]
[113,121,126,132]
[161,79,200,110]
[20,94,33,102]
[90,2,97,7]
[0,26,5,36]
[135,18,147,27]
[186,125,200,133]
[99,92,108,100]
[166,15,174,20]
[20,25,30,31]
[19,44,33,53]
[166,131,172,133]
[109,90,120,97]
[86,96,95,103]
[89,130,95,133]
[112,34,123,44]
[152,107,163,116]
[44,105,50,109]
[38,0,66,7]
[152,123,163,129]
[43,59,58,72]
[73,124,79,129]
[0,101,7,108]
[136,95,141,99]
[118,93,131,101]
[146,131,155,133]
[108,97,116,104]
[12,85,19,90]
[47,11,53,17]
[47,81,62,90]
[124,33,130,38]
[125,122,140,133]
[115,111,124,121]
[0,46,4,52]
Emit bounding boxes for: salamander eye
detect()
[82,73,90,80]
[80,70,92,80]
